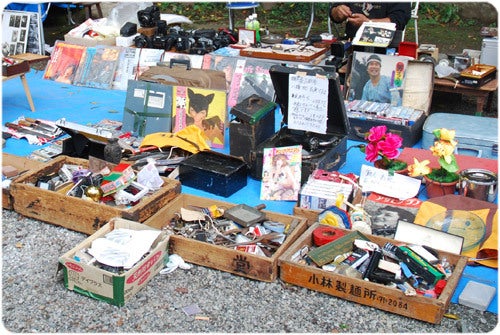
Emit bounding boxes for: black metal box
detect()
[229,95,277,164]
[249,64,349,184]
[179,151,248,197]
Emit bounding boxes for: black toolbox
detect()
[249,64,349,184]
[179,150,248,197]
[229,94,277,165]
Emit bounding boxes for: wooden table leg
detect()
[19,74,35,112]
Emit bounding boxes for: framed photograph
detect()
[238,29,256,45]
[348,51,409,106]
[2,10,31,55]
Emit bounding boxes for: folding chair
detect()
[226,2,259,30]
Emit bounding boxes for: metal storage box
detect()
[422,113,498,159]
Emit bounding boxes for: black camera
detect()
[134,34,152,48]
[137,5,160,28]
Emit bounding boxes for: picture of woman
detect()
[261,148,302,201]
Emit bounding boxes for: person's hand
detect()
[331,5,352,22]
[346,13,370,27]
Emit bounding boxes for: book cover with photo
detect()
[363,192,422,238]
[73,45,121,89]
[349,51,409,106]
[43,41,86,84]
[260,145,302,201]
[231,58,275,108]
[352,21,396,48]
[172,87,227,149]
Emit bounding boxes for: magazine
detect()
[73,45,121,89]
[43,41,86,84]
[232,58,275,107]
[352,21,396,48]
[260,145,302,201]
[362,192,422,238]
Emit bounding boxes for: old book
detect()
[362,192,422,238]
[43,41,86,84]
[73,45,121,89]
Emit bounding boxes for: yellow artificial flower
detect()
[439,128,456,142]
[407,158,432,177]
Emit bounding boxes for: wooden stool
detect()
[80,2,103,20]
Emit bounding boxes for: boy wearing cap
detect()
[361,54,392,103]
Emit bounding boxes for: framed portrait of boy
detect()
[348,51,410,106]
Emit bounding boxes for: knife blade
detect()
[5,122,55,139]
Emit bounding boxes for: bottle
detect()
[103,137,122,164]
[252,14,261,43]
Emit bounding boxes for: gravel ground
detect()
[2,209,498,333]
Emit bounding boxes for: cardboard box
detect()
[58,217,169,306]
[278,222,468,324]
[144,193,308,282]
[10,155,181,235]
[2,153,45,210]
[64,33,116,47]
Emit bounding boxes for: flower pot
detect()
[424,175,457,198]
[374,159,408,175]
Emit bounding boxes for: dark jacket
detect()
[330,2,411,39]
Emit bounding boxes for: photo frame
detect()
[238,29,256,45]
[348,51,409,105]
[2,9,43,55]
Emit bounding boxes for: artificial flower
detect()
[407,158,432,177]
[361,125,405,170]
[407,128,460,182]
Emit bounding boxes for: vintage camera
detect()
[213,29,238,49]
[190,37,214,55]
[134,34,152,48]
[137,5,160,28]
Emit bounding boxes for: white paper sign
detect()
[359,164,421,200]
[288,73,328,133]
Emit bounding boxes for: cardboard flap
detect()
[139,65,226,91]
[402,60,434,115]
[269,64,349,136]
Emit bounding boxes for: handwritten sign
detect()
[288,73,328,133]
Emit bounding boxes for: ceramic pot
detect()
[374,159,408,175]
[424,175,457,198]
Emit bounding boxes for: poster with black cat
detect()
[172,87,227,149]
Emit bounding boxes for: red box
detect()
[399,41,418,59]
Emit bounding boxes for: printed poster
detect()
[172,87,227,149]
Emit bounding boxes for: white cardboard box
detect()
[64,33,116,47]
[58,217,169,306]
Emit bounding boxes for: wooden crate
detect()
[144,193,308,282]
[10,155,181,235]
[2,153,45,210]
[278,222,468,324]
